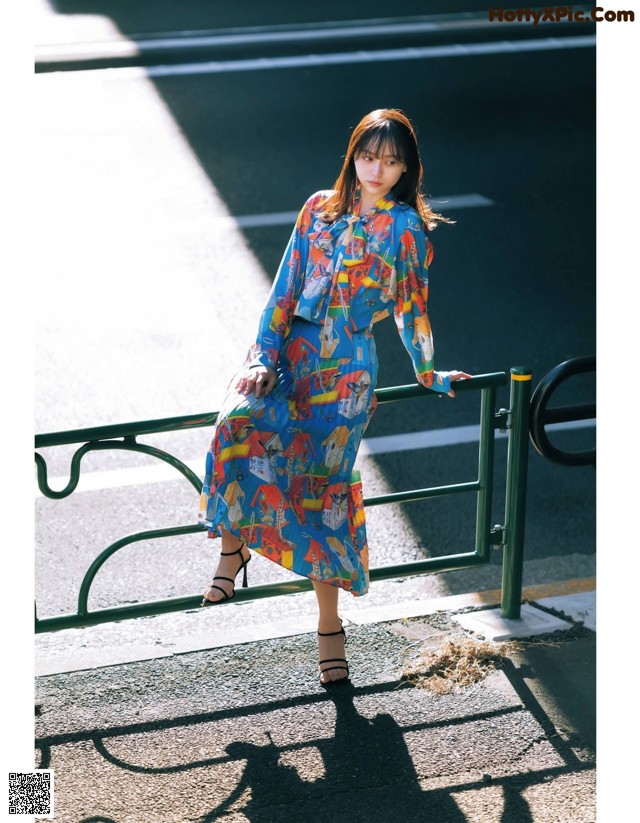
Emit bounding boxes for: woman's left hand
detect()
[440,370,473,398]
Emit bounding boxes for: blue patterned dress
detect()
[198,189,451,596]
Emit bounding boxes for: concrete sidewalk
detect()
[35,580,595,822]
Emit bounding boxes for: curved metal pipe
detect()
[529,356,595,466]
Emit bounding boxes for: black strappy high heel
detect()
[318,621,350,687]
[201,542,251,605]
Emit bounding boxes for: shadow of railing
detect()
[37,664,594,822]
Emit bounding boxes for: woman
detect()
[198,108,470,686]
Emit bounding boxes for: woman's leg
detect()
[312,579,349,684]
[202,528,251,603]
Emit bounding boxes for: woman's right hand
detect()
[235,366,277,398]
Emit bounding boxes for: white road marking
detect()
[83,36,596,80]
[52,35,596,80]
[223,195,493,229]
[35,419,594,496]
[359,418,594,456]
[35,15,530,58]
[37,459,207,496]
[35,11,593,62]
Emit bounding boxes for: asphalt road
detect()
[34,3,596,620]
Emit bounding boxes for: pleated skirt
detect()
[198,317,378,596]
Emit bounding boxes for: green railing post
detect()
[501,366,533,619]
[475,386,497,563]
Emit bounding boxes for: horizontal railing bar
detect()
[542,402,595,425]
[35,374,507,448]
[36,595,207,633]
[364,480,480,507]
[374,372,507,404]
[35,551,484,633]
[370,552,486,580]
[35,412,220,449]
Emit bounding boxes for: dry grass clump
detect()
[402,636,520,694]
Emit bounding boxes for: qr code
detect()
[8,771,54,817]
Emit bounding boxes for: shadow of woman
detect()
[201,686,469,822]
[328,690,535,823]
[200,732,311,822]
[319,687,468,821]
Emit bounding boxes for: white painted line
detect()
[142,36,597,77]
[164,195,493,239]
[424,194,495,211]
[36,10,590,62]
[225,195,493,229]
[64,36,596,80]
[36,459,206,496]
[34,15,510,60]
[35,419,594,496]
[359,424,489,457]
[359,418,594,456]
[137,19,493,45]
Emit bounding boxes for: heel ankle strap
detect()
[221,542,246,556]
[318,626,345,637]
[318,617,344,637]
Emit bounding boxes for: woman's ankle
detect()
[318,616,343,634]
[220,530,244,553]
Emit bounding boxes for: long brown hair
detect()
[319,108,453,230]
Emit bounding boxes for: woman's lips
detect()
[367,180,381,186]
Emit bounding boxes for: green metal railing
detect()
[34,368,531,632]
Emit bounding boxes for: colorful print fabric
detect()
[199,189,451,596]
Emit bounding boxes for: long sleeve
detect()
[393,217,451,394]
[245,195,315,370]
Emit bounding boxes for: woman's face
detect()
[353,140,407,204]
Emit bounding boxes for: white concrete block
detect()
[451,603,573,641]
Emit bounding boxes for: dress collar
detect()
[351,186,396,218]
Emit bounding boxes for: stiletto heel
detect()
[201,542,251,605]
[318,620,350,687]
